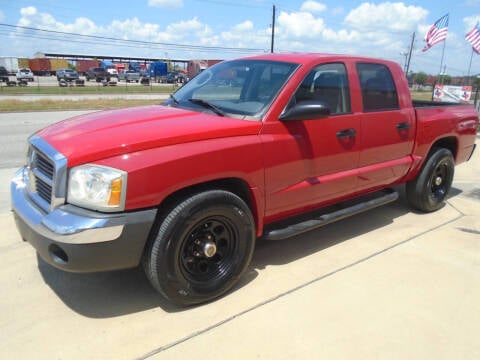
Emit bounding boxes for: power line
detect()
[0,23,266,53]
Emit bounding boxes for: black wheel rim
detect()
[180,216,237,284]
[429,160,450,202]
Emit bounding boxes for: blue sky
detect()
[0,0,479,76]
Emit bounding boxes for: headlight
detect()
[67,165,127,212]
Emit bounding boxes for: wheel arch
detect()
[145,177,263,253]
[406,136,458,182]
[429,136,458,160]
[160,178,255,212]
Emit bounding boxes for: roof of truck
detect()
[242,52,399,67]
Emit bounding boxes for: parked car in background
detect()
[56,69,79,81]
[0,66,8,82]
[165,71,179,83]
[85,67,110,82]
[106,68,118,78]
[118,70,141,82]
[16,68,34,82]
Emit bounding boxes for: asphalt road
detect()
[0,111,93,169]
[1,111,479,359]
[0,111,94,213]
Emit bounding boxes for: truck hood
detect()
[37,105,262,167]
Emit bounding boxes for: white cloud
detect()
[331,7,344,16]
[72,17,99,34]
[234,21,254,32]
[166,17,213,40]
[322,28,359,42]
[0,10,5,22]
[344,3,427,32]
[20,6,37,16]
[300,1,327,13]
[218,22,269,51]
[277,11,326,38]
[148,0,183,8]
[463,15,480,30]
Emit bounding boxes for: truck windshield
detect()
[166,60,299,120]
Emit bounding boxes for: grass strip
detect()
[0,84,178,95]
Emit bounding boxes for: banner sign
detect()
[433,85,473,103]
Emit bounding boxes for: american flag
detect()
[422,14,449,52]
[465,22,480,54]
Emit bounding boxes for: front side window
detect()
[292,62,351,115]
[356,63,399,112]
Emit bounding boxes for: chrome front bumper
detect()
[11,168,157,272]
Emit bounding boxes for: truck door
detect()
[355,62,415,191]
[263,62,361,220]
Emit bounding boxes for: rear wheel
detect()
[406,148,454,212]
[143,190,256,306]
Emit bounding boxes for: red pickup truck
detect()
[11,53,478,306]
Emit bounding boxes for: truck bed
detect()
[413,101,478,166]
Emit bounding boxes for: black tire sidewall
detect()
[148,191,255,306]
[406,148,454,212]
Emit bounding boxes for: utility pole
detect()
[401,51,408,73]
[270,5,276,53]
[405,32,415,75]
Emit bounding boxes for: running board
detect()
[263,189,399,241]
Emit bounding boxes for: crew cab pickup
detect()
[85,67,110,82]
[11,53,478,306]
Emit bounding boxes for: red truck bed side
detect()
[405,103,479,181]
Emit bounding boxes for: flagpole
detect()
[439,40,446,84]
[467,48,474,80]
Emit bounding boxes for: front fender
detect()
[93,135,265,217]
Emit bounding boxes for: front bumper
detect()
[11,168,157,272]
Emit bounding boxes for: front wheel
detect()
[143,190,256,306]
[406,148,455,212]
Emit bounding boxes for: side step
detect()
[263,189,399,241]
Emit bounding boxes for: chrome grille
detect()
[35,154,54,179]
[31,151,54,204]
[26,135,67,212]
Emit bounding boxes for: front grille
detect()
[26,136,67,212]
[31,151,54,204]
[35,154,54,179]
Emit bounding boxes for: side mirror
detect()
[279,100,331,121]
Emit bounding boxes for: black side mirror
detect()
[279,100,331,121]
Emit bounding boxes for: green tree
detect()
[413,72,428,85]
[472,76,480,90]
[442,75,452,85]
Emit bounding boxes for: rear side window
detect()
[356,63,399,112]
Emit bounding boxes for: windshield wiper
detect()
[188,98,225,117]
[169,94,179,106]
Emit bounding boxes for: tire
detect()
[406,148,454,212]
[143,190,256,306]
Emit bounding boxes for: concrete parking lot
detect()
[0,111,479,359]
